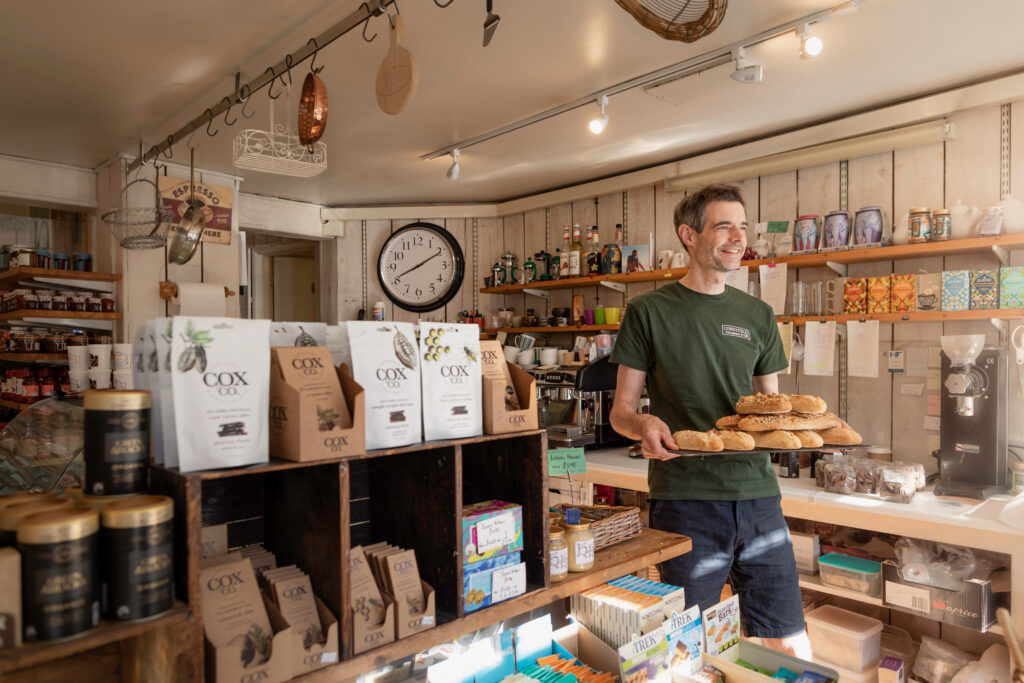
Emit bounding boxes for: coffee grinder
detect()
[935,334,1007,499]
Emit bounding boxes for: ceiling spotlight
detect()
[588,95,609,135]
[730,47,763,84]
[799,23,823,59]
[446,148,460,180]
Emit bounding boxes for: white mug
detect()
[517,348,537,365]
[88,343,111,371]
[514,334,536,350]
[657,250,674,270]
[112,371,134,391]
[69,371,89,393]
[791,332,805,362]
[671,251,689,268]
[87,369,111,390]
[112,343,133,370]
[67,346,90,371]
[539,347,560,365]
[503,345,519,362]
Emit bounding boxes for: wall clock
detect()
[377,222,465,313]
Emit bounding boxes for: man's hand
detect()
[639,414,678,461]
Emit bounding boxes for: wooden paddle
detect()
[375,14,418,115]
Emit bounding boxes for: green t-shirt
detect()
[609,282,788,501]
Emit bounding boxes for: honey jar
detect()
[562,508,595,573]
[549,525,568,583]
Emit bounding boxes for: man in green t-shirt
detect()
[609,184,810,657]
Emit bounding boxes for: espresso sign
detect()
[158,177,233,245]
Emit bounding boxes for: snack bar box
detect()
[462,500,523,565]
[462,552,524,613]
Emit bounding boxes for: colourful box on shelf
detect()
[890,274,916,313]
[462,551,524,613]
[941,270,970,311]
[843,278,868,314]
[916,273,941,311]
[970,268,999,310]
[999,266,1024,308]
[867,276,891,313]
[462,500,523,564]
[881,561,1005,632]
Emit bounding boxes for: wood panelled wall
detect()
[336,102,1024,472]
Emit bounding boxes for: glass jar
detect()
[44,334,68,354]
[86,297,102,313]
[1011,462,1024,495]
[931,210,952,241]
[52,253,70,271]
[10,245,33,268]
[562,509,595,572]
[909,208,932,243]
[35,249,51,269]
[0,245,10,270]
[70,296,87,312]
[22,294,38,310]
[549,526,568,583]
[73,253,92,272]
[67,334,89,347]
[99,293,115,313]
[52,295,68,311]
[36,293,52,311]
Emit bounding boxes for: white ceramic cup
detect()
[69,370,89,393]
[503,345,519,362]
[68,346,90,371]
[539,347,559,365]
[671,251,689,268]
[112,343,132,370]
[88,344,111,371]
[88,369,112,390]
[517,348,537,365]
[514,334,536,350]
[657,250,674,270]
[112,371,134,391]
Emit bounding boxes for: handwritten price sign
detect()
[548,447,587,476]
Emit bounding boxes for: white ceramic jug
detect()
[999,194,1024,233]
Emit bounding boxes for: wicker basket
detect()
[614,0,728,43]
[552,504,643,550]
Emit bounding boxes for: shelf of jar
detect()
[0,267,122,289]
[0,353,69,363]
[479,234,1024,295]
[0,310,121,321]
[0,397,30,411]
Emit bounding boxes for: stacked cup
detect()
[112,343,133,389]
[68,340,134,392]
[67,341,90,392]
[87,342,112,389]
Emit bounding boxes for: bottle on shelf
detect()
[586,225,602,275]
[602,224,624,274]
[551,248,561,280]
[568,223,584,277]
[559,225,571,279]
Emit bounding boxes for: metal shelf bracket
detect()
[522,288,549,300]
[992,245,1009,266]
[600,281,626,294]
[826,261,848,277]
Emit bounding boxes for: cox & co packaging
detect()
[942,270,970,311]
[843,279,868,315]
[867,276,892,314]
[381,549,436,639]
[1000,266,1024,308]
[419,324,482,441]
[482,357,538,434]
[269,346,364,461]
[916,273,942,312]
[349,546,394,654]
[970,268,999,310]
[890,274,916,313]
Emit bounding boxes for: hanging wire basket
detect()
[232,80,327,177]
[101,177,175,250]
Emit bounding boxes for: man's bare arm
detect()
[609,365,678,460]
[752,373,778,394]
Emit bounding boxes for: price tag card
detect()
[476,512,516,554]
[886,350,905,372]
[491,563,526,603]
[548,447,587,476]
[767,220,790,234]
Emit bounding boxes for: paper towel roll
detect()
[172,282,229,317]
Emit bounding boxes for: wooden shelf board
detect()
[158,429,549,480]
[300,528,692,681]
[0,353,68,363]
[487,325,621,334]
[0,601,189,675]
[0,397,29,411]
[0,267,122,289]
[0,310,121,321]
[798,574,884,606]
[479,235,1024,295]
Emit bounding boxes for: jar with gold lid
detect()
[0,490,58,511]
[909,207,933,243]
[84,390,152,496]
[0,497,75,546]
[549,525,568,582]
[101,495,174,620]
[17,506,101,641]
[931,209,952,241]
[562,508,595,573]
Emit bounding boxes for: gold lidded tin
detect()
[909,207,933,243]
[17,506,101,641]
[0,490,57,511]
[0,498,74,546]
[931,209,952,241]
[101,495,174,621]
[84,390,152,496]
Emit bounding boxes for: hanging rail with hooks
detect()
[126,0,402,172]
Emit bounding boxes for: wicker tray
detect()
[552,504,643,550]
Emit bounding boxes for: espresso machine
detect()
[533,356,627,449]
[935,335,1007,499]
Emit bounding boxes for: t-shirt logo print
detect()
[721,324,751,340]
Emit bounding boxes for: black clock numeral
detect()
[414,235,424,246]
[401,239,410,250]
[404,285,410,294]
[392,277,400,285]
[436,274,443,282]
[387,262,396,271]
[429,284,436,293]
[441,261,448,270]
[415,287,423,297]
[395,251,405,261]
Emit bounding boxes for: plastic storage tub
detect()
[812,656,879,683]
[805,605,883,672]
[818,553,882,597]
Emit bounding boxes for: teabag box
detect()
[337,321,422,450]
[269,323,328,348]
[172,317,271,472]
[419,323,482,441]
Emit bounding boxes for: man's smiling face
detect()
[679,200,748,273]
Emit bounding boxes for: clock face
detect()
[377,222,465,313]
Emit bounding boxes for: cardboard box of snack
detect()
[353,597,395,654]
[462,500,524,564]
[844,278,867,314]
[0,547,20,648]
[205,592,293,683]
[867,276,892,313]
[999,266,1024,308]
[462,552,525,613]
[269,347,364,461]
[890,274,916,313]
[289,597,339,676]
[386,579,436,639]
[916,273,941,311]
[482,361,538,434]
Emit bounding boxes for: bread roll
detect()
[786,394,827,414]
[672,430,724,452]
[735,393,792,415]
[715,414,742,430]
[714,430,755,451]
[794,430,824,448]
[751,430,802,450]
[817,426,862,445]
[737,412,841,432]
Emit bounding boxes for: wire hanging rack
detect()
[100,161,174,250]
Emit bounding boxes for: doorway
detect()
[245,233,321,322]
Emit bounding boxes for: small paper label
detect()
[548,447,587,476]
[574,539,595,565]
[476,512,516,554]
[491,563,526,602]
[928,346,943,368]
[321,652,338,664]
[926,369,941,391]
[887,351,905,372]
[886,581,931,612]
[551,547,568,576]
[924,416,941,431]
[422,616,435,626]
[927,394,941,416]
[901,383,924,396]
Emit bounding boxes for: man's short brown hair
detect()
[673,184,745,250]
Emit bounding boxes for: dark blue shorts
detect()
[649,495,804,639]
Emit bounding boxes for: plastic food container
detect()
[805,605,883,672]
[880,624,916,669]
[818,553,883,596]
[812,656,879,683]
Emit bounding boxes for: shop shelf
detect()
[0,267,122,290]
[0,353,69,363]
[0,310,121,321]
[798,573,884,606]
[0,397,30,411]
[0,601,189,675]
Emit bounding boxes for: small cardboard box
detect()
[890,274,916,313]
[353,596,395,655]
[970,268,999,310]
[942,270,971,311]
[867,276,892,313]
[462,552,524,613]
[844,278,868,314]
[387,579,436,639]
[482,362,538,434]
[205,593,293,683]
[0,547,20,648]
[879,655,906,683]
[462,500,524,564]
[881,561,1005,631]
[289,597,339,676]
[791,531,820,575]
[269,348,364,461]
[916,272,942,311]
[999,266,1024,308]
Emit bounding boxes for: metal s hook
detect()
[284,54,294,84]
[306,38,324,74]
[238,84,255,119]
[359,1,384,42]
[387,0,401,29]
[221,96,237,126]
[163,135,174,159]
[204,108,219,137]
[265,67,282,99]
[148,145,161,164]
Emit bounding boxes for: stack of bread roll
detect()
[671,393,862,453]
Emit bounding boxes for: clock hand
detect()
[397,248,442,278]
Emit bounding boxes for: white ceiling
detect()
[3,0,1024,207]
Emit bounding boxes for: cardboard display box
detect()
[706,640,839,683]
[482,362,538,434]
[462,552,525,613]
[289,597,339,676]
[462,500,524,564]
[0,547,20,649]
[386,579,436,639]
[353,596,395,655]
[205,593,293,683]
[881,561,1006,632]
[269,348,365,461]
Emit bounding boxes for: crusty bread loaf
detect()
[672,430,724,452]
[715,414,742,430]
[794,430,824,448]
[737,412,841,432]
[786,394,828,414]
[735,393,792,415]
[714,430,755,451]
[751,430,803,449]
[817,426,862,445]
